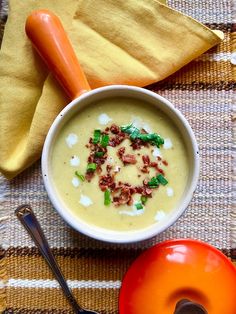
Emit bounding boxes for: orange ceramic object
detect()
[25,10,91,100]
[119,239,236,314]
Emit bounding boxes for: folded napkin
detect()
[0,0,223,179]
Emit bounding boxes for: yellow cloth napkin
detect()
[0,0,222,179]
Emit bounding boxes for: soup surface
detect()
[51,97,189,231]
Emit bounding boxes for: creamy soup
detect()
[51,97,189,231]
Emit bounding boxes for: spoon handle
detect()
[15,204,83,314]
[25,10,91,100]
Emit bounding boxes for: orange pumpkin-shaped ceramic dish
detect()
[119,239,236,314]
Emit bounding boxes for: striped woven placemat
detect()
[0,0,236,313]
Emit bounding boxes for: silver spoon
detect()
[15,204,99,314]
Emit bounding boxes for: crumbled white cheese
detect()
[152,147,162,158]
[65,133,78,148]
[114,166,121,173]
[119,202,145,216]
[98,113,112,125]
[79,194,93,207]
[119,208,144,216]
[72,177,80,188]
[70,155,80,167]
[107,156,114,164]
[154,210,166,222]
[163,138,173,149]
[166,187,174,197]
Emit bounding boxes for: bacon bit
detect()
[106,165,113,173]
[130,138,150,150]
[95,146,107,153]
[124,183,131,187]
[113,188,130,206]
[144,187,153,195]
[127,198,133,206]
[141,166,149,173]
[110,124,120,134]
[93,157,105,165]
[130,139,144,150]
[112,186,134,206]
[134,186,153,197]
[141,156,150,172]
[109,132,126,147]
[99,174,115,191]
[157,156,162,161]
[122,154,137,165]
[142,155,150,165]
[85,171,95,182]
[134,186,143,194]
[105,127,110,132]
[150,162,157,167]
[157,168,165,175]
[96,165,102,174]
[85,144,89,148]
[89,137,93,144]
[117,147,125,159]
[110,182,116,190]
[88,155,93,163]
[162,160,168,166]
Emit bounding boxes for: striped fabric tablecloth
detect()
[0,0,235,313]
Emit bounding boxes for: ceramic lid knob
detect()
[174,299,208,314]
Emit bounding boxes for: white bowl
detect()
[42,85,199,243]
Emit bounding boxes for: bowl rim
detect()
[41,85,200,243]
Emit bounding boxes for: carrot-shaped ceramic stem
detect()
[25,10,91,100]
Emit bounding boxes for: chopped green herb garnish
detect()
[101,134,109,147]
[121,124,139,134]
[147,174,168,187]
[141,196,148,205]
[130,128,140,140]
[120,124,164,148]
[147,177,159,188]
[87,163,97,172]
[75,171,85,181]
[157,174,168,185]
[93,129,101,144]
[137,133,164,147]
[95,151,105,157]
[135,202,143,210]
[151,134,164,147]
[136,133,151,142]
[104,189,111,205]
